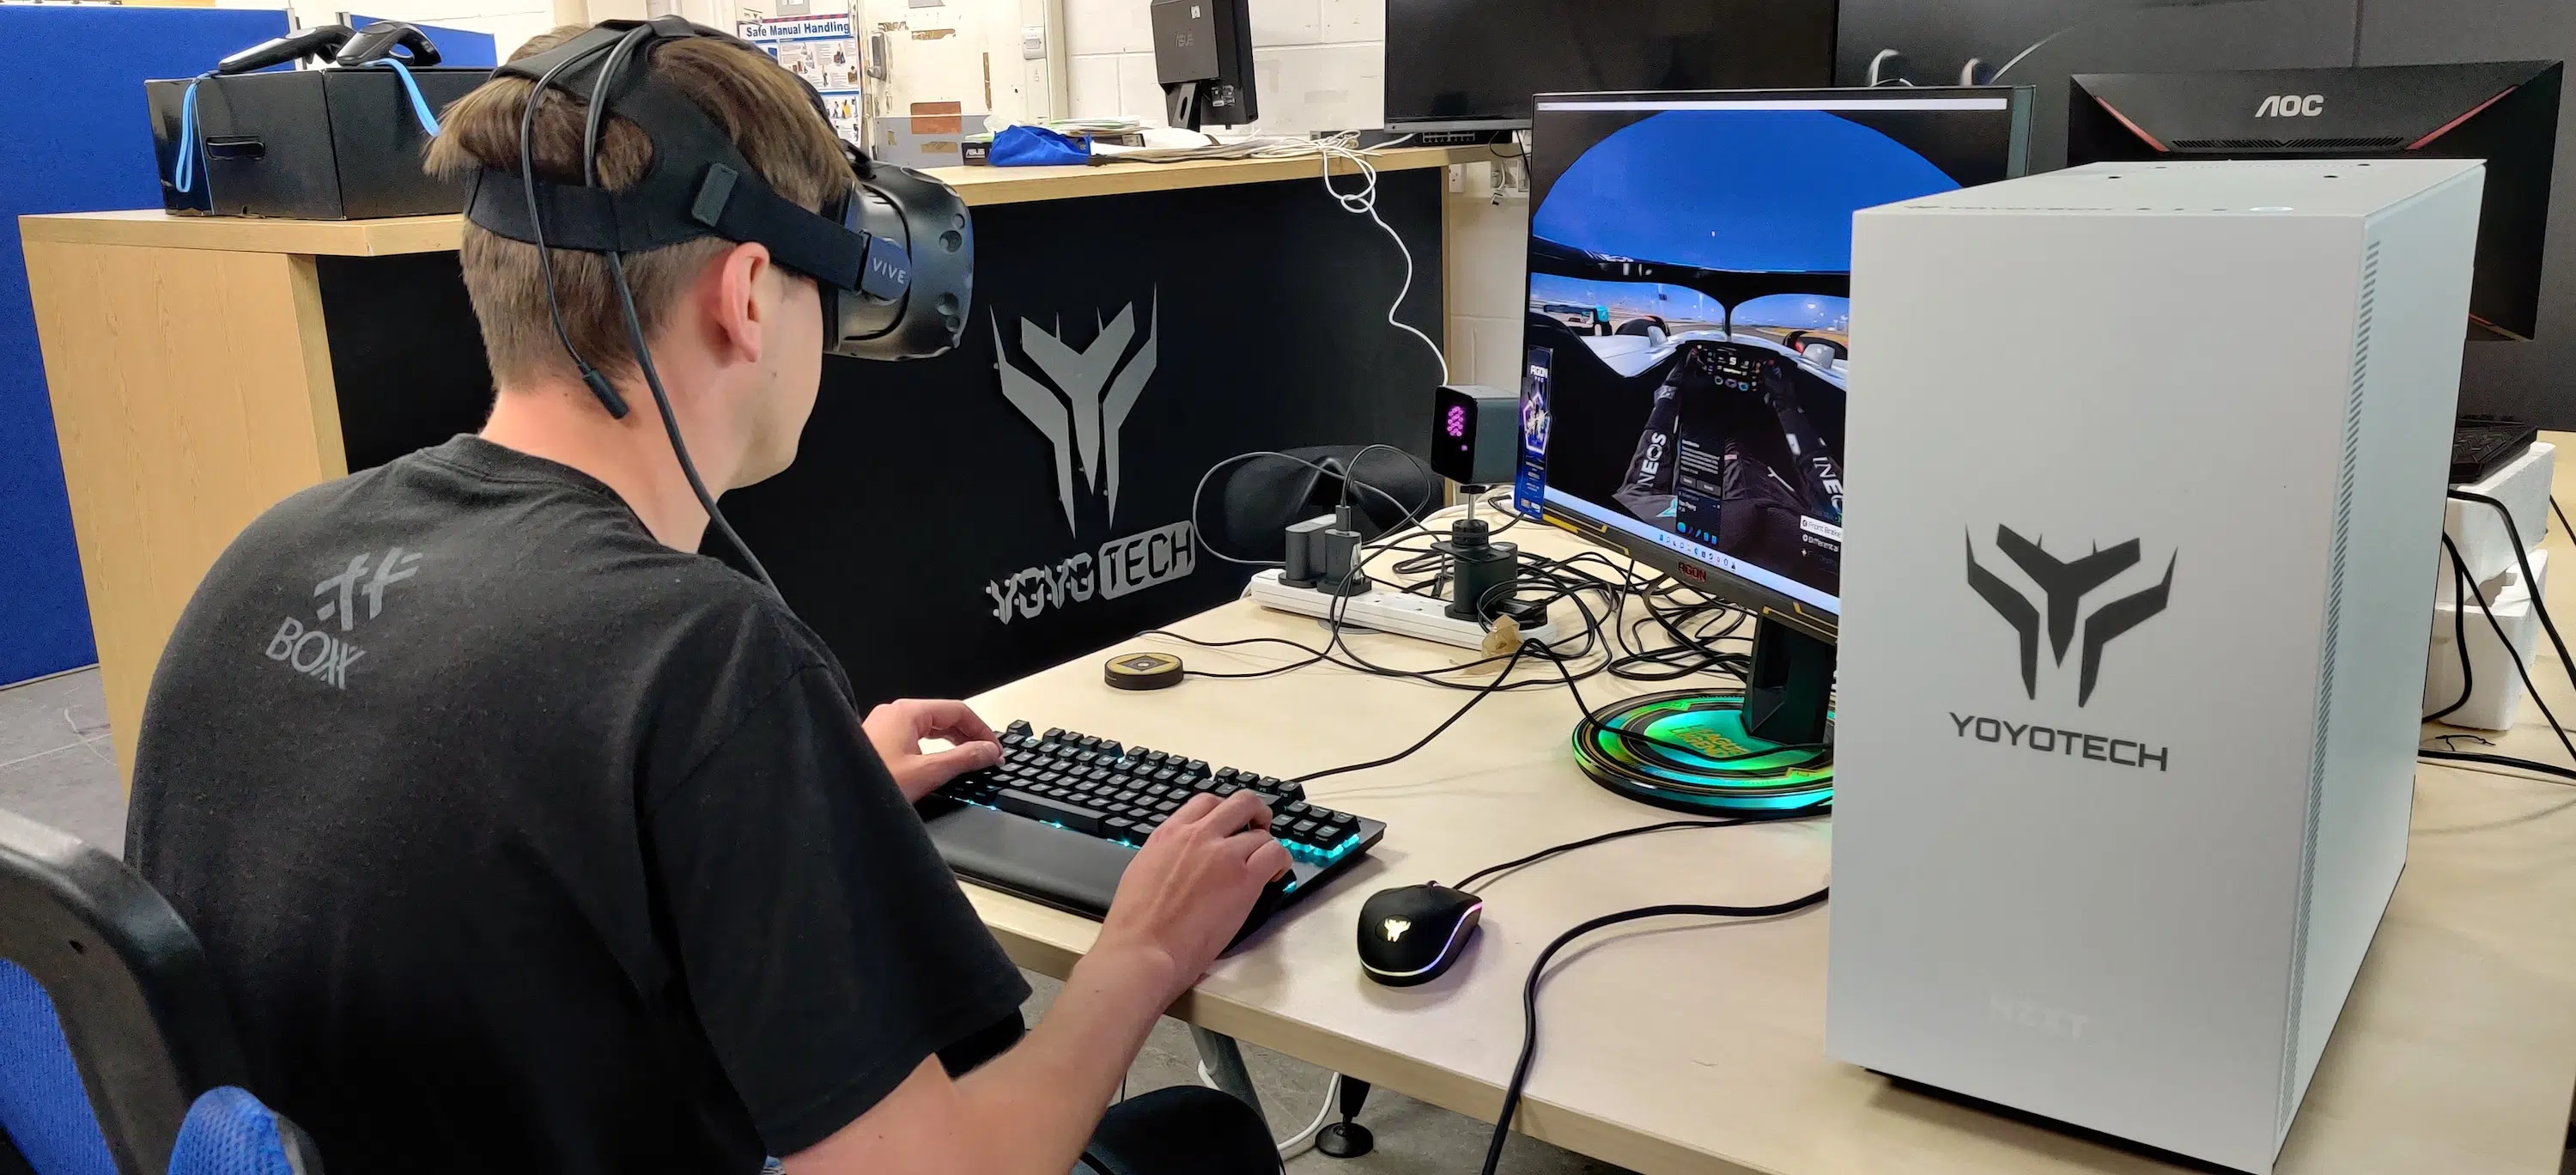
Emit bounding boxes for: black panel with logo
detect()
[319,171,1443,708]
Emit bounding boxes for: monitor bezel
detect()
[1379,0,1842,134]
[1516,85,2036,643]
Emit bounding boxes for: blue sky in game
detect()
[1528,277,1849,334]
[1534,108,1960,274]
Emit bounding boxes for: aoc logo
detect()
[2255,93,2326,119]
[986,292,1193,624]
[1965,526,2174,707]
[993,291,1161,533]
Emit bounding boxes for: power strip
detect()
[1242,569,1563,650]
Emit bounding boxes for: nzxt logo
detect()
[993,291,1160,533]
[1965,526,2174,707]
[2255,94,2325,118]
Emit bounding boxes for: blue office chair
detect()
[0,807,320,1175]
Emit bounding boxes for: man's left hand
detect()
[866,699,1003,804]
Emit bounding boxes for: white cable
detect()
[1309,133,1453,387]
[1198,1062,1341,1159]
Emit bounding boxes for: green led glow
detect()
[1571,689,1833,812]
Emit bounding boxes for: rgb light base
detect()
[1571,689,1833,813]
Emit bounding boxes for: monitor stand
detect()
[1743,619,1833,746]
[1569,617,1836,814]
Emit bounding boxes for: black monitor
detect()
[1513,87,2032,744]
[2069,62,2563,343]
[1151,0,1257,130]
[1383,0,1839,132]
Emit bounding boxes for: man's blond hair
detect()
[426,26,848,386]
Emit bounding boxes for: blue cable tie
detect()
[372,57,441,136]
[173,74,209,194]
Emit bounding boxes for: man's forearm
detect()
[952,946,1183,1172]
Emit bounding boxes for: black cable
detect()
[2553,495,2573,545]
[1448,807,1826,895]
[2449,490,2576,699]
[1478,890,1830,1175]
[1289,641,1532,784]
[579,41,775,592]
[2424,554,2474,723]
[1537,599,1824,764]
[604,254,775,590]
[2437,532,2573,763]
[580,24,653,187]
[2419,748,2576,784]
[516,35,629,418]
[1188,449,1437,567]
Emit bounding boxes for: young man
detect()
[125,24,1291,1175]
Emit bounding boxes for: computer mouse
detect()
[1358,884,1483,987]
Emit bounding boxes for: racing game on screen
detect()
[1516,92,2020,617]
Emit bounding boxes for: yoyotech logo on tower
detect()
[1965,526,2174,707]
[985,290,1195,625]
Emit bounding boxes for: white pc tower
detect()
[1827,159,2484,1173]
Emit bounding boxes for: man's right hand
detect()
[1094,791,1293,1000]
[787,790,1294,1175]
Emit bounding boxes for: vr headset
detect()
[463,16,971,379]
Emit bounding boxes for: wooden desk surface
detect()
[15,145,1483,257]
[963,523,2576,1175]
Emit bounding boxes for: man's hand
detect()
[1092,791,1294,1001]
[865,699,1002,803]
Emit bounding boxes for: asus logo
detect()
[2255,94,2326,119]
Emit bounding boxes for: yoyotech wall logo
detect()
[987,291,1195,624]
[995,292,1160,533]
[1965,526,2174,707]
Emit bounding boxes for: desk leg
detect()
[1188,1025,1266,1125]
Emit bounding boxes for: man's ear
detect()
[708,240,774,364]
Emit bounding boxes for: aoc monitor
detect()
[2069,62,2562,342]
[1383,0,1838,132]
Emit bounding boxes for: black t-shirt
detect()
[127,435,1029,1172]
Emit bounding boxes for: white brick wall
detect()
[1442,160,1530,389]
[1063,0,1384,133]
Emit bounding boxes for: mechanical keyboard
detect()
[920,721,1387,940]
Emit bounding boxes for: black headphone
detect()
[459,17,973,588]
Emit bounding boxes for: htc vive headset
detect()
[463,17,971,368]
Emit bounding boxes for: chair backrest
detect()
[0,807,251,1175]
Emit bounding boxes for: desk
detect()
[20,145,1486,779]
[963,522,2576,1175]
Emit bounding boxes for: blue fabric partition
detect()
[350,15,499,68]
[0,6,288,686]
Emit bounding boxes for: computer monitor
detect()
[1151,0,1257,130]
[2069,62,2563,342]
[1514,87,2033,746]
[1383,0,1839,133]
